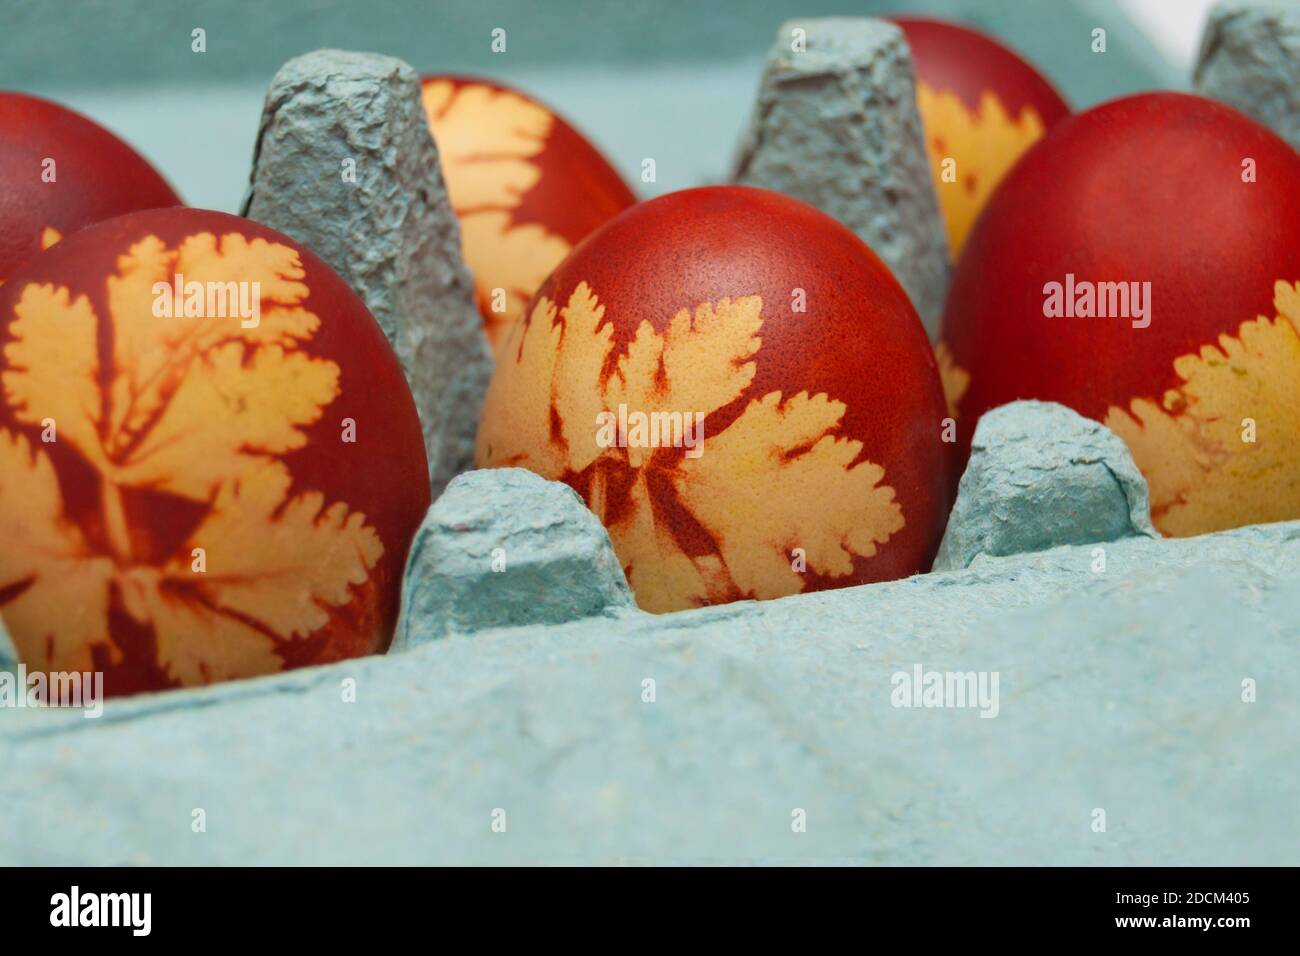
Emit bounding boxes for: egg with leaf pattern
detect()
[892,17,1070,258]
[0,208,428,696]
[939,93,1300,538]
[477,186,952,613]
[421,75,637,347]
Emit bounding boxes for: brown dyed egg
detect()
[938,93,1300,538]
[420,74,637,347]
[0,92,180,284]
[892,17,1070,258]
[0,207,429,696]
[477,185,952,613]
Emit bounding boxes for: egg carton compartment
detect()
[2,0,1299,866]
[4,445,1298,864]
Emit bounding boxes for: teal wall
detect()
[1,0,1184,213]
[6,0,1178,103]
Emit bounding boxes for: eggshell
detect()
[0,92,180,283]
[893,17,1070,258]
[477,185,952,613]
[0,207,429,696]
[421,75,637,346]
[938,92,1300,537]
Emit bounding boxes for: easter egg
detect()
[892,17,1069,258]
[0,92,180,284]
[420,75,637,347]
[477,185,952,613]
[938,92,1300,538]
[0,207,429,696]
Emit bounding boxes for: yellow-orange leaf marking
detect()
[934,341,970,421]
[1105,279,1300,537]
[477,281,904,613]
[0,227,64,288]
[0,232,383,684]
[917,83,1046,258]
[422,80,571,346]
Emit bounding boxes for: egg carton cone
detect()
[733,18,950,337]
[242,49,492,499]
[1195,0,1300,152]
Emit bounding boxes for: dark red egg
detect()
[892,17,1070,258]
[420,75,637,347]
[0,207,429,696]
[477,185,952,613]
[939,92,1300,537]
[0,92,180,284]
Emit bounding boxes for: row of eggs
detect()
[2,18,1297,695]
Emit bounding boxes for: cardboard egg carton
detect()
[2,0,1299,865]
[4,440,1298,864]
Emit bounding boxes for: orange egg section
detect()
[420,75,637,348]
[0,92,181,284]
[892,17,1070,258]
[0,208,429,696]
[477,186,953,613]
[939,93,1300,538]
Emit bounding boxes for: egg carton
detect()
[2,0,1299,865]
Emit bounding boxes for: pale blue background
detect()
[2,0,1190,212]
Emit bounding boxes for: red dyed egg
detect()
[477,186,951,613]
[893,17,1070,258]
[0,208,429,696]
[939,92,1300,537]
[420,75,637,347]
[0,92,180,284]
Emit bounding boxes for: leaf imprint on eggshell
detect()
[0,227,63,288]
[0,232,383,684]
[917,83,1046,258]
[476,281,905,613]
[934,341,970,421]
[421,79,571,345]
[1105,280,1300,536]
